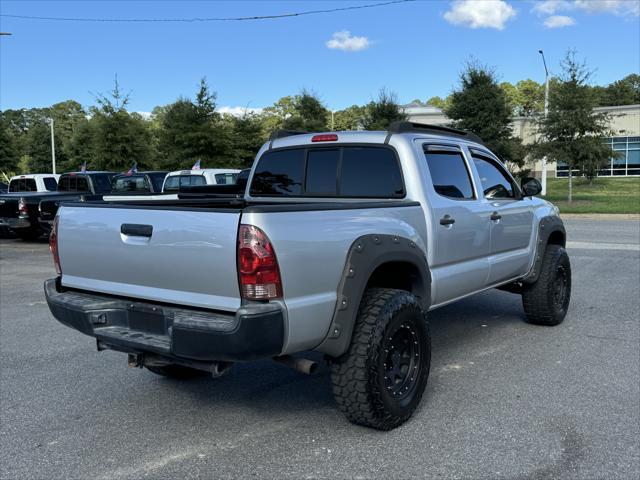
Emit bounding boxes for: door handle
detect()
[490,212,502,221]
[121,223,153,237]
[440,215,455,226]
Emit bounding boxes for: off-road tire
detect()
[522,244,571,326]
[145,364,209,379]
[330,288,431,430]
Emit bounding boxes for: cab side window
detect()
[423,146,474,200]
[471,154,516,199]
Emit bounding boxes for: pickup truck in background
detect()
[162,168,241,192]
[101,168,241,202]
[0,171,114,240]
[36,171,116,237]
[0,173,61,238]
[45,123,571,430]
[110,171,168,195]
[0,174,57,236]
[6,174,60,193]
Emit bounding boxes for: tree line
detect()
[1,51,635,203]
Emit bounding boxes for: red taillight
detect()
[238,224,282,300]
[49,215,61,275]
[18,198,28,217]
[311,134,338,142]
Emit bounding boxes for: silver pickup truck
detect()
[45,122,571,430]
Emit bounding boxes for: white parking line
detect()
[567,241,640,251]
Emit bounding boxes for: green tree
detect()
[501,80,544,117]
[333,105,366,131]
[157,78,231,169]
[534,51,619,200]
[445,63,524,170]
[49,100,88,170]
[25,120,55,173]
[228,112,265,167]
[67,119,95,170]
[0,114,20,174]
[426,96,449,109]
[90,78,153,171]
[594,74,640,106]
[281,90,329,132]
[362,88,407,130]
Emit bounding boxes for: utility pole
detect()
[331,110,335,131]
[538,49,549,196]
[49,118,56,174]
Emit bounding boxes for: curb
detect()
[560,213,640,220]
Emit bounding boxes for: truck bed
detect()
[55,197,425,352]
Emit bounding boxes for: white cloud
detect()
[532,0,571,15]
[533,0,639,16]
[217,106,263,117]
[136,111,152,119]
[575,0,639,15]
[543,14,576,27]
[444,0,517,29]
[325,31,370,51]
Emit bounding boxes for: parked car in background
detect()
[6,174,60,193]
[0,182,9,236]
[162,168,241,192]
[45,123,570,430]
[0,173,61,238]
[111,171,168,194]
[0,171,114,240]
[102,168,241,202]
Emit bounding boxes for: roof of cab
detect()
[266,121,486,151]
[10,173,60,180]
[165,168,241,176]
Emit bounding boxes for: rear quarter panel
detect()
[243,205,428,353]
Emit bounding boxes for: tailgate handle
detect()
[121,224,153,237]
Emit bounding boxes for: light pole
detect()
[538,49,549,195]
[49,118,57,174]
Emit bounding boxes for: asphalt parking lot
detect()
[1,218,638,480]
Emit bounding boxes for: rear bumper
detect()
[0,216,30,229]
[44,278,285,362]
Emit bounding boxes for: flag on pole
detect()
[125,162,138,176]
[192,159,201,170]
[80,161,87,173]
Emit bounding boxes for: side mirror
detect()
[521,177,542,197]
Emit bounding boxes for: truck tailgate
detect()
[57,205,242,311]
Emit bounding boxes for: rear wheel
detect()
[145,364,209,379]
[522,244,571,326]
[330,288,431,430]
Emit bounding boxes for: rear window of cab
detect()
[163,174,207,192]
[9,178,37,192]
[249,146,405,198]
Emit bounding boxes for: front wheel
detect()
[330,288,431,431]
[522,244,571,326]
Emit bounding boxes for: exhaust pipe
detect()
[273,355,318,375]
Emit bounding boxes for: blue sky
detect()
[1,0,639,113]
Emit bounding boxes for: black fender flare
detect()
[523,215,566,284]
[315,234,431,358]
